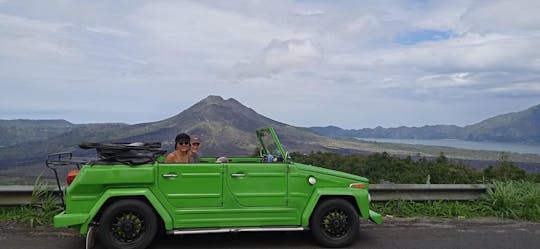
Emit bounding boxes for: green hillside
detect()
[0,119,74,147]
[464,104,540,143]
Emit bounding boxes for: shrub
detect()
[483,181,540,221]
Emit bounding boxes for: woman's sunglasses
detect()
[177,141,190,145]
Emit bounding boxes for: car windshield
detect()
[256,127,286,161]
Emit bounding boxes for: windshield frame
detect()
[256,127,287,162]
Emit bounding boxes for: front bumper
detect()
[54,211,89,228]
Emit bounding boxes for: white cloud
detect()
[1,0,539,128]
[488,82,540,93]
[415,72,472,88]
[128,1,307,58]
[295,10,325,16]
[410,1,470,31]
[85,26,131,37]
[346,14,381,33]
[232,39,322,79]
[0,35,74,61]
[0,13,71,32]
[364,33,540,71]
[461,0,540,32]
[0,14,80,61]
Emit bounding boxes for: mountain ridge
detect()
[2,97,540,176]
[0,119,76,147]
[311,104,540,144]
[0,96,361,168]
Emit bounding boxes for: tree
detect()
[483,153,527,181]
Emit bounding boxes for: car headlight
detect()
[349,183,365,189]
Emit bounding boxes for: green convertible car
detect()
[51,127,381,249]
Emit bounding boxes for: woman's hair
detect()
[174,133,191,150]
[175,133,190,143]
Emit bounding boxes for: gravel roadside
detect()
[2,216,537,236]
[1,217,538,249]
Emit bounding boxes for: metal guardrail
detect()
[369,184,491,201]
[0,185,42,206]
[0,184,492,206]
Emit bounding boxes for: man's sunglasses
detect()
[177,141,190,145]
[192,143,200,146]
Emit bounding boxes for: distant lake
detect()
[355,138,540,155]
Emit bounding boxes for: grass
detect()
[372,180,540,221]
[0,207,22,221]
[484,181,540,220]
[0,174,62,227]
[373,200,493,218]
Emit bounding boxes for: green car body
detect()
[54,127,381,248]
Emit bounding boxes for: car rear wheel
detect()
[97,199,158,249]
[310,198,359,247]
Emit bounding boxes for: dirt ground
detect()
[2,216,538,237]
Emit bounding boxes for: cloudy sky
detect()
[1,0,539,129]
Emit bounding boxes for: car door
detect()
[157,163,224,208]
[226,163,288,207]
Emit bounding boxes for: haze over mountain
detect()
[311,104,540,144]
[2,96,540,179]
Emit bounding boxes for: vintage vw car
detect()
[51,127,381,249]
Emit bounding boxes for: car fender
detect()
[79,188,172,234]
[301,187,370,227]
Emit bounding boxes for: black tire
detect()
[310,198,359,248]
[97,199,158,249]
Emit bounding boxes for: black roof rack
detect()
[79,142,167,166]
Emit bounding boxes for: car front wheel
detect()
[97,199,158,249]
[310,198,359,247]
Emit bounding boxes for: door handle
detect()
[162,173,178,178]
[231,173,246,177]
